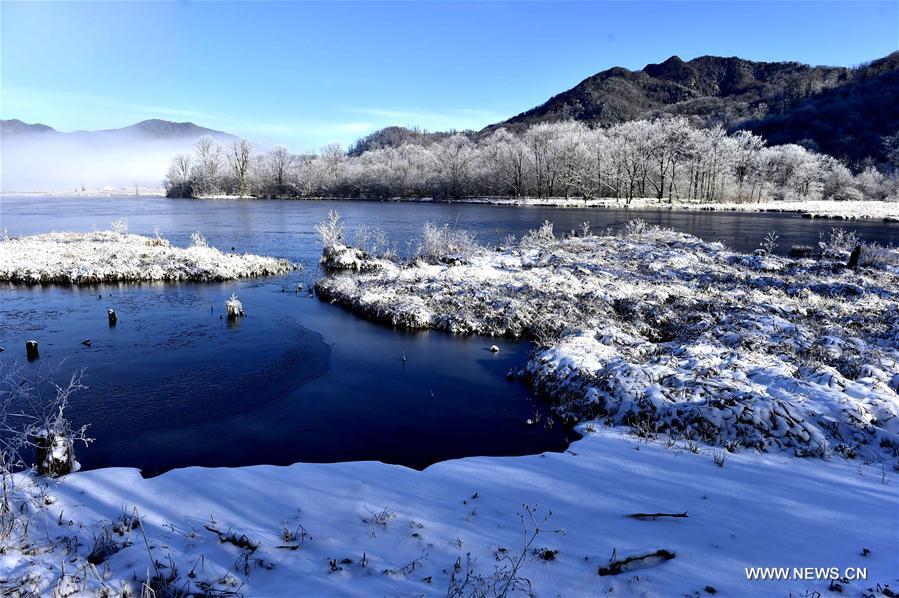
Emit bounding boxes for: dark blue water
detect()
[1,196,896,475]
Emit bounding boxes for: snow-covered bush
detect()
[622,219,648,238]
[417,222,479,262]
[521,220,555,247]
[316,210,345,251]
[760,230,779,254]
[818,227,860,258]
[860,242,899,269]
[147,226,169,247]
[1,363,91,549]
[110,219,128,235]
[353,225,396,259]
[190,230,208,248]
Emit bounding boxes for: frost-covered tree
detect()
[191,135,223,196]
[431,134,477,199]
[226,139,253,197]
[266,145,293,189]
[164,118,887,202]
[163,153,193,197]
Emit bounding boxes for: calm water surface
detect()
[1,196,896,475]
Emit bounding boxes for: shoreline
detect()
[4,193,898,222]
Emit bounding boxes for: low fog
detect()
[0,134,206,193]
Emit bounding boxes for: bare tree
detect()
[227,139,253,197]
[193,135,223,196]
[267,145,293,188]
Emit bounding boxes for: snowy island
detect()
[0,226,294,284]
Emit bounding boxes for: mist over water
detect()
[0,134,186,193]
[0,133,196,192]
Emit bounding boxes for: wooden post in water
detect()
[108,308,117,326]
[847,245,861,270]
[26,340,39,361]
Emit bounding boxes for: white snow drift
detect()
[2,428,896,596]
[0,229,294,284]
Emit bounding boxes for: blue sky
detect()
[2,1,897,151]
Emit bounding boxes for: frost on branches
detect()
[316,221,899,459]
[0,227,295,284]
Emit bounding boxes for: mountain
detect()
[488,52,899,167]
[1,119,236,192]
[0,119,57,136]
[741,53,899,167]
[1,118,235,142]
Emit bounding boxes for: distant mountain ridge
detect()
[1,118,237,192]
[488,52,899,167]
[1,118,235,141]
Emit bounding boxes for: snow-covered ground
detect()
[422,197,899,221]
[2,427,896,596]
[316,223,899,459]
[0,229,294,283]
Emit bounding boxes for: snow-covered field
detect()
[316,223,899,459]
[0,229,294,284]
[2,427,896,596]
[426,197,899,221]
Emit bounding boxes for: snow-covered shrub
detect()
[760,230,779,254]
[579,221,591,237]
[110,219,128,235]
[146,226,170,247]
[316,210,345,251]
[353,225,395,259]
[860,243,899,269]
[190,230,208,248]
[824,227,859,253]
[521,220,555,247]
[623,219,648,237]
[0,363,91,549]
[417,222,479,262]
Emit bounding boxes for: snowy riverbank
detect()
[316,223,899,459]
[418,197,899,221]
[0,229,294,284]
[3,427,896,596]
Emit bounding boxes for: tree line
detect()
[165,118,898,202]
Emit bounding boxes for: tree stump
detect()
[34,432,75,477]
[26,340,39,361]
[847,245,862,270]
[108,308,117,325]
[226,295,244,319]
